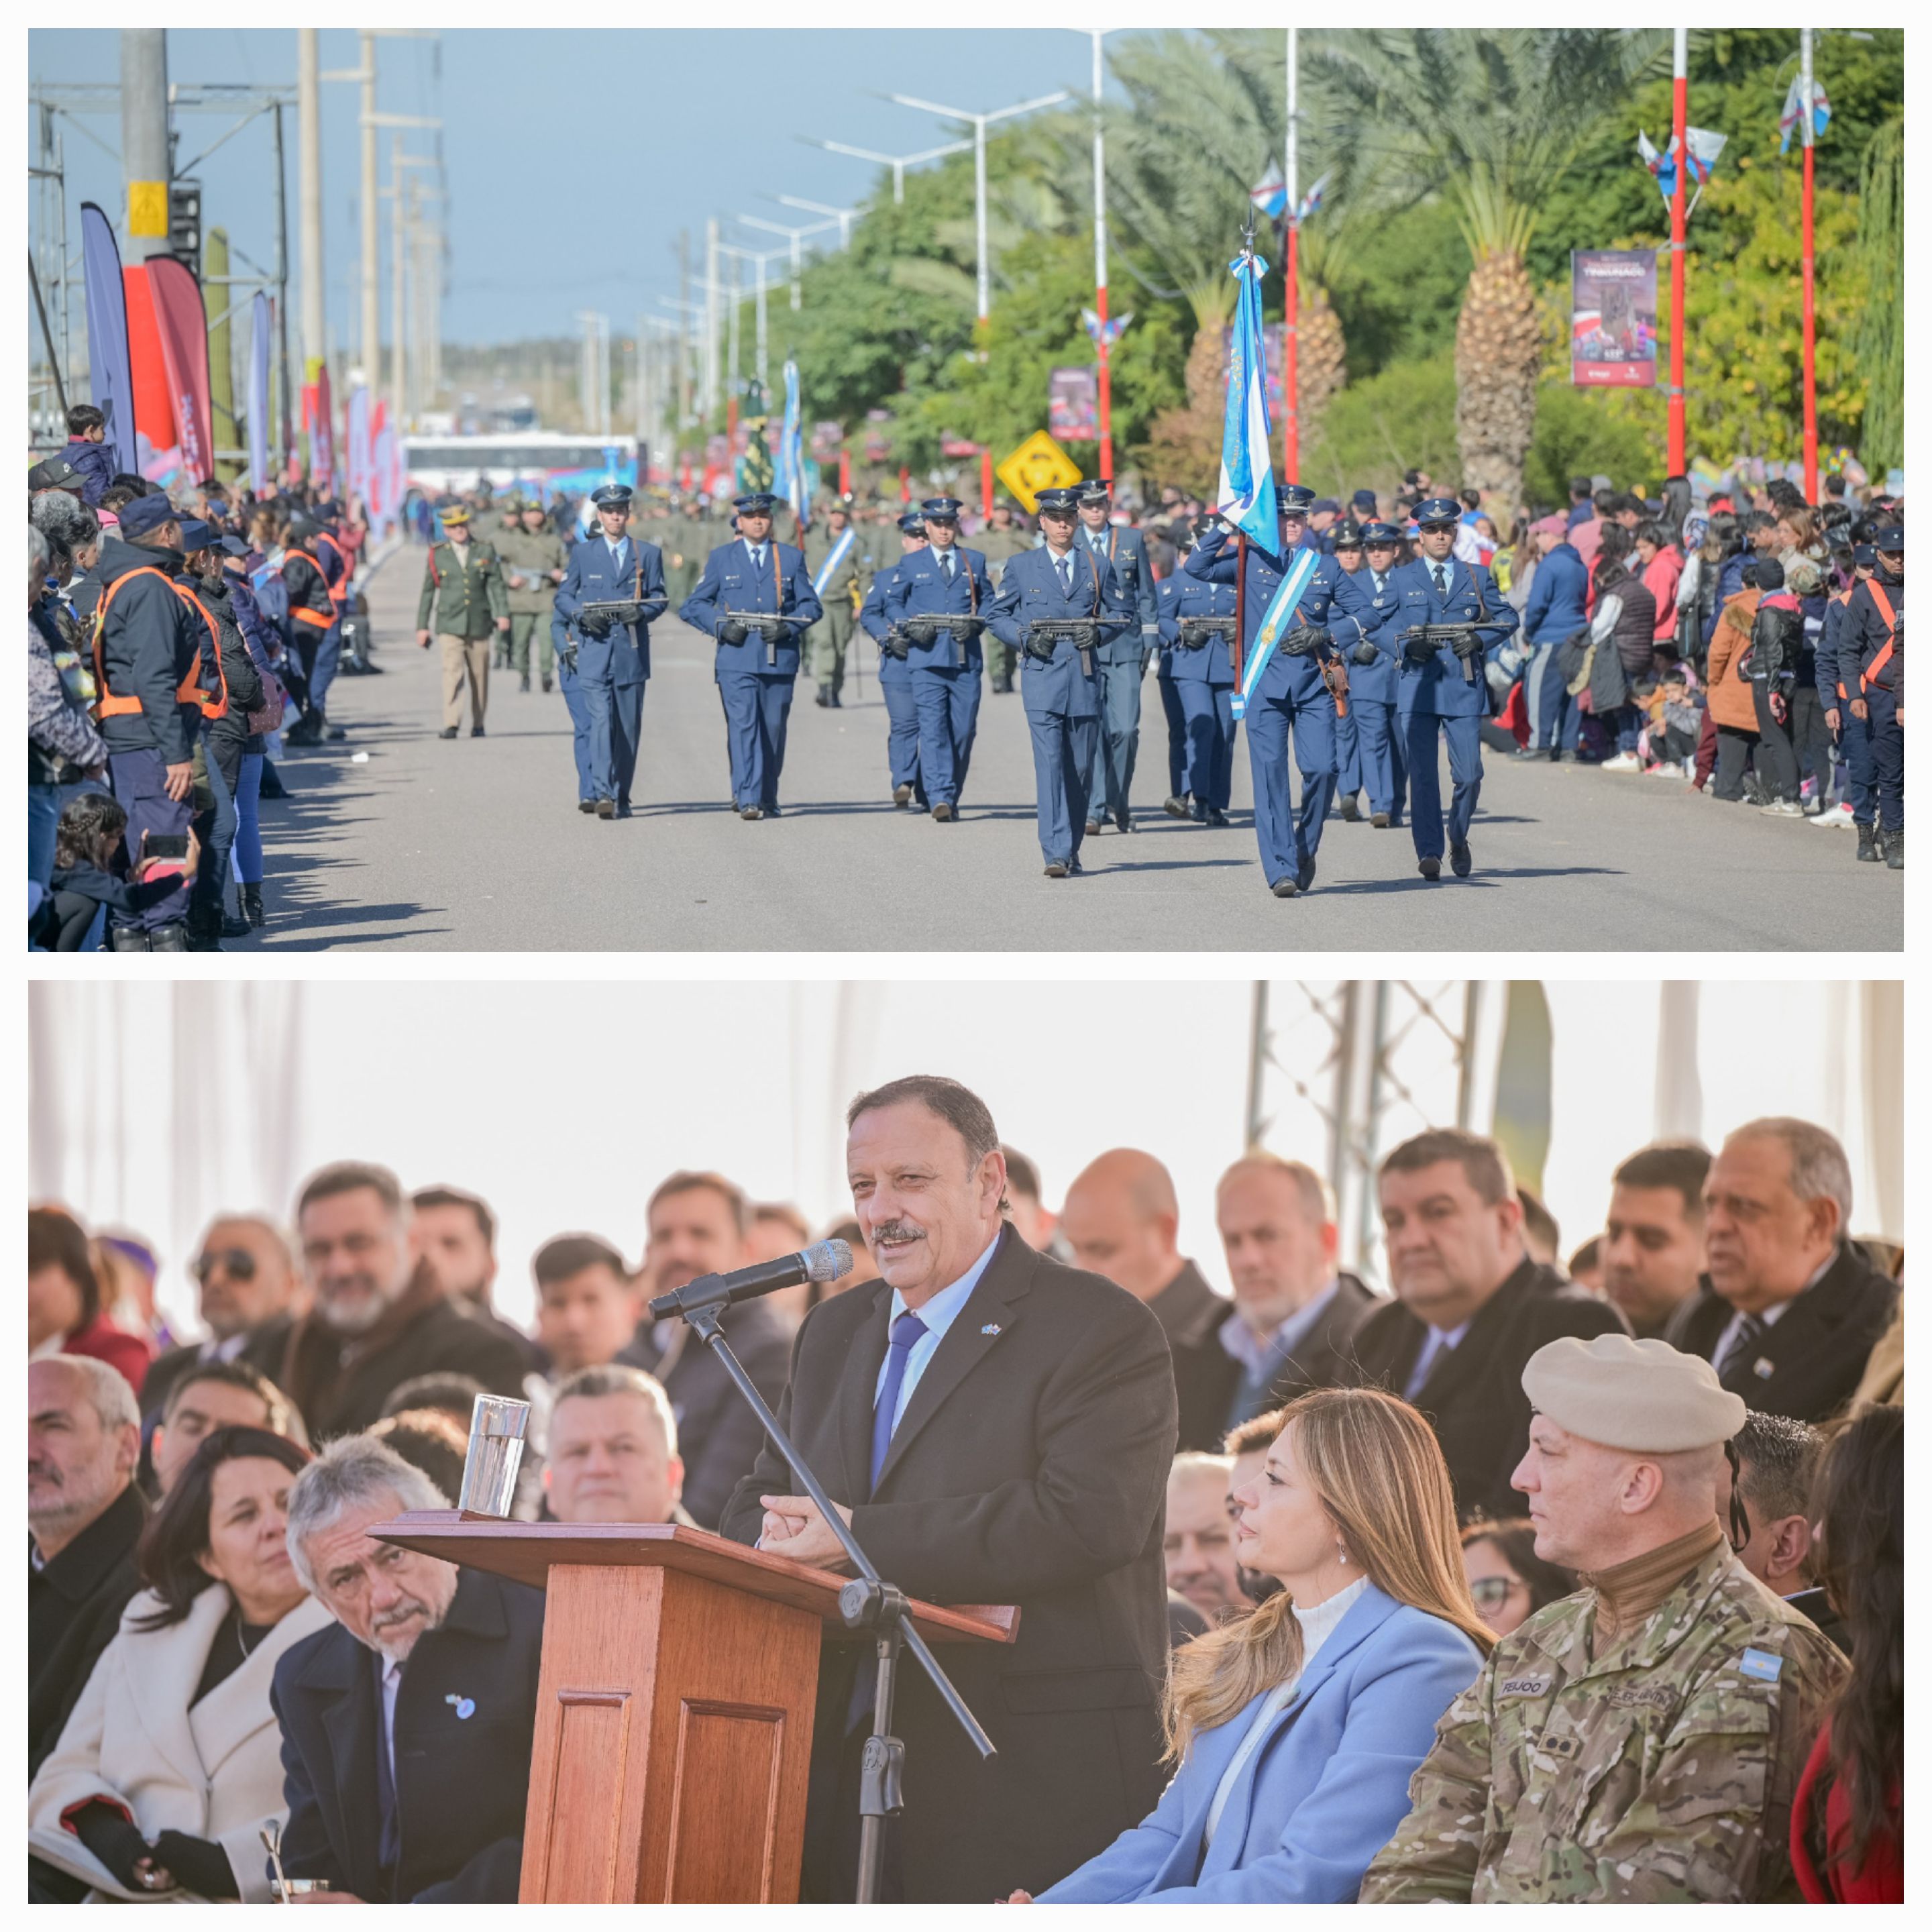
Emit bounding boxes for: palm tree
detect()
[1309,29,1666,508]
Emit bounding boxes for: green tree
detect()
[1851,117,1902,472]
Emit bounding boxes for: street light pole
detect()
[1799,26,1818,501]
[298,30,325,381]
[1667,28,1688,478]
[776,194,859,248]
[739,214,837,312]
[1283,27,1299,482]
[814,137,972,206]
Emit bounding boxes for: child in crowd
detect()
[36,792,201,952]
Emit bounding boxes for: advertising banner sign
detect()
[1048,366,1099,441]
[1571,250,1658,388]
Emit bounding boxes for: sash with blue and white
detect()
[1230,547,1320,722]
[811,527,857,598]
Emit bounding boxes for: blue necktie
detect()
[1057,554,1073,596]
[869,1311,928,1490]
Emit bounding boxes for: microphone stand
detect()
[677,1294,996,1904]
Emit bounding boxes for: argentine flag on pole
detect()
[1216,248,1277,550]
[780,360,810,528]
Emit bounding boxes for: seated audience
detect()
[1790,1407,1902,1902]
[1725,1411,1839,1646]
[1566,1236,1604,1295]
[1456,1517,1576,1638]
[30,1356,148,1776]
[749,1200,819,1332]
[28,1428,327,1900]
[1222,1411,1285,1604]
[531,1233,643,1377]
[542,1364,690,1525]
[1163,1453,1251,1623]
[152,1360,305,1496]
[1600,1141,1711,1339]
[141,1215,306,1423]
[1028,1389,1489,1903]
[29,1205,154,1392]
[1514,1186,1560,1267]
[1363,1335,1845,1901]
[411,1185,547,1373]
[280,1163,533,1438]
[272,1436,544,1902]
[368,1409,471,1503]
[1666,1119,1899,1422]
[1349,1129,1626,1519]
[1002,1145,1060,1256]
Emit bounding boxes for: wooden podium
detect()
[374,1511,1016,1904]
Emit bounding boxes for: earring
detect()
[1336,1544,1350,1567]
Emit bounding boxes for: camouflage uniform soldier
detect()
[492,496,524,667]
[1362,1334,1845,1904]
[804,497,863,707]
[974,500,1034,693]
[497,500,570,693]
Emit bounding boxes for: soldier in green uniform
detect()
[497,498,570,694]
[415,504,511,739]
[661,496,703,614]
[1362,1334,1845,1905]
[492,496,524,667]
[803,495,863,707]
[974,499,1034,693]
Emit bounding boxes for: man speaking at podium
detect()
[720,1076,1177,1902]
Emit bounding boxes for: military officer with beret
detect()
[1074,482,1159,833]
[1159,517,1240,827]
[498,497,571,694]
[1371,495,1520,881]
[1364,1334,1846,1903]
[1184,484,1376,897]
[860,509,930,810]
[415,504,511,740]
[804,495,864,709]
[987,485,1134,877]
[882,496,994,822]
[679,492,822,819]
[1332,521,1411,829]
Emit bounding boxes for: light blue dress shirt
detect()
[605,535,629,570]
[1220,1279,1342,1383]
[872,1233,1002,1432]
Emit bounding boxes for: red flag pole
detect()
[980,446,994,520]
[1799,30,1818,500]
[1667,30,1688,476]
[839,444,851,496]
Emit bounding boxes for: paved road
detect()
[241,547,1904,953]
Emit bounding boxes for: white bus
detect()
[402,431,640,501]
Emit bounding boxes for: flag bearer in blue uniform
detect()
[1074,483,1160,834]
[1332,521,1410,830]
[1375,496,1520,880]
[679,491,822,819]
[859,510,930,810]
[882,496,993,822]
[553,484,665,820]
[1159,518,1240,828]
[987,486,1132,877]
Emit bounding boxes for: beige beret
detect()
[1521,1334,1748,1452]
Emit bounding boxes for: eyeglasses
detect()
[193,1247,258,1284]
[1468,1574,1524,1614]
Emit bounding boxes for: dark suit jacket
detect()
[140,1313,298,1424]
[1345,1257,1628,1521]
[618,1293,793,1530]
[28,1481,148,1776]
[1226,1271,1384,1430]
[270,1566,544,1902]
[1662,1241,1899,1425]
[719,1226,1177,1903]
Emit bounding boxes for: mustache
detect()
[373,1597,431,1631]
[28,1460,62,1485]
[869,1222,926,1246]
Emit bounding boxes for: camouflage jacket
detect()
[1360,1540,1845,1903]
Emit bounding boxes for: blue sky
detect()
[29,28,1147,347]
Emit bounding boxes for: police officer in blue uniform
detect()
[553,483,666,820]
[679,491,823,819]
[860,509,930,810]
[987,486,1133,877]
[1374,495,1520,880]
[1185,484,1374,898]
[883,496,993,822]
[1160,517,1240,828]
[1834,524,1904,869]
[1074,484,1160,833]
[1817,541,1880,861]
[1332,521,1410,830]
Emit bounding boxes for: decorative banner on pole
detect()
[1637,127,1727,205]
[311,364,335,495]
[146,255,215,485]
[1779,74,1831,152]
[1048,366,1099,441]
[1216,243,1278,546]
[1079,306,1132,347]
[79,203,139,478]
[1570,250,1658,388]
[123,264,178,475]
[1293,170,1330,225]
[248,291,271,495]
[779,360,810,528]
[347,385,372,509]
[1248,160,1287,221]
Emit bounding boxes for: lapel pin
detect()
[981,1323,1002,1336]
[1753,1358,1776,1381]
[445,1694,476,1719]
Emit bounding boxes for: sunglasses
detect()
[1467,1574,1523,1614]
[193,1247,259,1284]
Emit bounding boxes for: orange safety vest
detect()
[90,567,223,721]
[1861,580,1898,692]
[1831,584,1855,698]
[317,532,352,611]
[172,580,231,723]
[283,547,338,630]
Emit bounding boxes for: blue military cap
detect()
[590,482,633,509]
[920,496,964,520]
[1852,543,1878,570]
[1077,482,1112,504]
[1310,496,1341,516]
[1350,488,1379,513]
[1330,521,1364,550]
[1278,484,1318,514]
[733,492,776,515]
[1360,521,1406,544]
[1034,487,1081,515]
[1414,495,1462,527]
[1871,525,1904,549]
[897,508,928,534]
[117,492,179,538]
[175,518,217,553]
[217,533,252,557]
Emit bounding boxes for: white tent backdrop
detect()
[28,979,1901,1341]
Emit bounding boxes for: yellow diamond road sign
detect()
[995,431,1082,515]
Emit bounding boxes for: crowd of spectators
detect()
[25,1104,1903,1902]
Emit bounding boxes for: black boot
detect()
[257,759,288,799]
[284,709,322,747]
[1856,822,1880,863]
[148,922,191,952]
[109,926,150,953]
[185,904,226,952]
[221,899,252,938]
[1884,828,1904,871]
[815,684,832,708]
[241,883,266,929]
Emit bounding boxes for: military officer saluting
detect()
[882,496,994,823]
[552,483,666,820]
[1373,494,1520,881]
[860,508,930,810]
[1364,1334,1845,1903]
[679,491,822,819]
[804,494,864,709]
[415,504,511,740]
[987,485,1134,877]
[1185,483,1373,897]
[1333,521,1410,830]
[1074,482,1160,835]
[1159,517,1241,828]
[498,496,571,694]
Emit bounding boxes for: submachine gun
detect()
[900,613,988,669]
[1175,615,1235,651]
[1401,620,1501,684]
[716,609,792,667]
[1024,619,1101,677]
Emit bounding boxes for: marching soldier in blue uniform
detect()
[987,486,1133,877]
[1159,518,1240,828]
[882,496,992,822]
[1074,484,1160,833]
[1374,496,1520,880]
[1185,484,1375,898]
[550,607,594,809]
[860,509,930,810]
[1152,565,1191,818]
[679,491,822,819]
[1332,521,1409,830]
[1834,523,1904,869]
[553,483,665,820]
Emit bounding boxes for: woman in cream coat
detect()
[30,1426,331,1902]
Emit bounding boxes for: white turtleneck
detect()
[1201,1574,1371,1848]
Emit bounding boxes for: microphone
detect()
[648,1238,854,1321]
